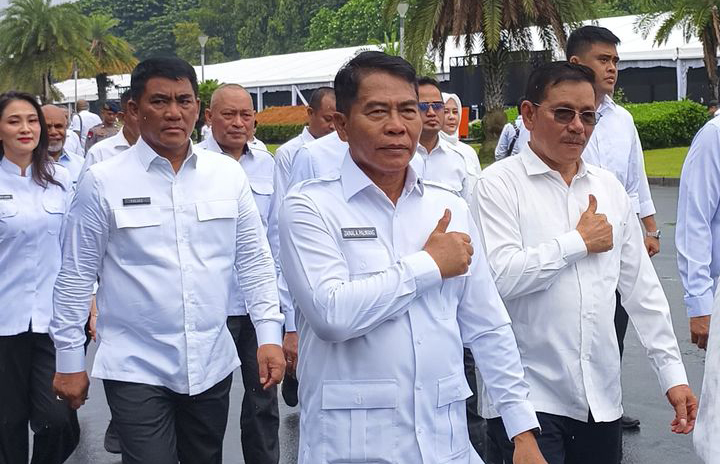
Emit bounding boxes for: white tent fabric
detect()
[52,13,715,105]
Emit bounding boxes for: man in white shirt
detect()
[83,90,139,170]
[62,108,83,156]
[476,61,696,464]
[196,83,284,464]
[495,102,530,161]
[50,57,286,463]
[567,25,661,430]
[41,105,85,185]
[69,99,102,150]
[280,50,545,464]
[676,116,720,462]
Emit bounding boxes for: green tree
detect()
[0,0,92,102]
[637,0,720,100]
[173,22,226,65]
[307,0,395,50]
[82,14,138,107]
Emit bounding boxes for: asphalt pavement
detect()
[59,185,705,464]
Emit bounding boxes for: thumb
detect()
[434,209,451,234]
[586,194,598,214]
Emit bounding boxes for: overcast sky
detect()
[1,0,74,9]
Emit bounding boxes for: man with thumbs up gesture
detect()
[476,62,695,464]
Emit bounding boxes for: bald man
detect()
[195,84,284,464]
[42,105,85,185]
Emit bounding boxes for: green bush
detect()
[468,120,484,142]
[256,124,305,144]
[624,100,708,150]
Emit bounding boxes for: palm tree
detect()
[81,14,138,107]
[385,0,595,123]
[0,0,91,102]
[637,0,720,100]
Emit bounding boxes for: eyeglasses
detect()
[418,101,445,113]
[532,103,602,126]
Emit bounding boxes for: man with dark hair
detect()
[50,57,286,463]
[567,25,660,430]
[279,50,545,464]
[476,61,696,464]
[85,102,120,152]
[707,99,718,117]
[495,99,529,161]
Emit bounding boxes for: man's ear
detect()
[569,55,580,65]
[333,111,349,142]
[204,107,212,126]
[127,99,139,120]
[520,100,535,131]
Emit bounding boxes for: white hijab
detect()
[440,92,462,145]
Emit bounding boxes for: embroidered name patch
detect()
[341,227,378,239]
[0,194,12,200]
[122,197,151,206]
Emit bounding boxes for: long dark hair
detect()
[0,91,62,189]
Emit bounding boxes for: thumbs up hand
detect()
[423,209,474,278]
[576,194,613,253]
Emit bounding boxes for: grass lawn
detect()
[267,143,280,154]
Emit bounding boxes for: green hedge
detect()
[256,124,304,144]
[624,100,708,150]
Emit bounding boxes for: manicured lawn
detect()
[267,144,280,154]
[644,146,688,178]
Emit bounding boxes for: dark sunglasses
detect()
[532,103,602,126]
[418,101,445,113]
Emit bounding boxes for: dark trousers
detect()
[103,375,232,464]
[615,291,629,358]
[487,412,621,464]
[227,315,280,464]
[0,331,80,464]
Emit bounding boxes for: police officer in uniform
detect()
[84,102,120,152]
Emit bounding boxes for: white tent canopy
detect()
[52,13,715,106]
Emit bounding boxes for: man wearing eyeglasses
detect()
[475,61,696,464]
[566,25,661,432]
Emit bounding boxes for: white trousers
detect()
[694,286,720,463]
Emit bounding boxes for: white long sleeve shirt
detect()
[582,95,656,218]
[274,127,316,201]
[70,110,102,148]
[56,150,85,185]
[83,129,132,171]
[280,153,539,464]
[476,147,688,422]
[1,159,71,336]
[676,116,720,317]
[50,138,283,395]
[196,135,282,319]
[495,117,529,161]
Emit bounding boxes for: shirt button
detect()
[360,261,367,270]
[415,383,423,391]
[416,337,423,345]
[583,354,590,361]
[176,205,184,213]
[416,427,423,435]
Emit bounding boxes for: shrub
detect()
[624,100,708,150]
[255,124,305,144]
[468,120,484,142]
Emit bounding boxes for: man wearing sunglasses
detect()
[475,61,696,464]
[566,25,661,431]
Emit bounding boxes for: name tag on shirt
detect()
[341,227,378,239]
[0,194,12,200]
[123,197,151,206]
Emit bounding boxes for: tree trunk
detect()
[482,43,508,113]
[42,70,52,104]
[701,24,719,101]
[96,73,109,108]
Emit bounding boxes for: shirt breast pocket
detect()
[195,199,239,257]
[341,240,392,279]
[249,180,273,228]
[321,379,398,463]
[0,200,19,240]
[43,193,65,236]
[434,371,473,461]
[114,207,168,266]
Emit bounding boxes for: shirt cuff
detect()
[499,400,541,441]
[556,230,588,263]
[686,292,715,317]
[403,251,442,294]
[254,320,283,346]
[657,362,689,394]
[639,199,656,218]
[283,306,297,332]
[56,347,87,373]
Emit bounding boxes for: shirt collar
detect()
[206,134,252,159]
[136,136,196,172]
[116,128,131,149]
[301,127,316,144]
[416,136,444,156]
[597,94,616,114]
[340,150,423,201]
[520,143,592,178]
[0,156,28,176]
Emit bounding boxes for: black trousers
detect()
[0,331,80,464]
[615,291,629,358]
[227,315,280,464]
[487,412,621,464]
[103,375,232,464]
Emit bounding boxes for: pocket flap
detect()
[437,372,473,407]
[196,199,238,221]
[342,241,392,275]
[114,207,163,229]
[250,179,274,196]
[43,196,65,214]
[322,379,398,410]
[0,200,18,218]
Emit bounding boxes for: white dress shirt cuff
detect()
[686,292,714,317]
[556,230,588,263]
[403,251,442,293]
[254,320,284,346]
[56,348,86,374]
[639,200,656,219]
[499,400,541,441]
[283,306,297,332]
[657,362,690,394]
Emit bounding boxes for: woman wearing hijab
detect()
[441,92,482,177]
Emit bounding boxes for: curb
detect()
[648,177,679,187]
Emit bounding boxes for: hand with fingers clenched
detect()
[423,209,474,278]
[576,194,613,253]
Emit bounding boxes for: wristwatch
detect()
[645,230,661,239]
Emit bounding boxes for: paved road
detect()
[61,185,705,464]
